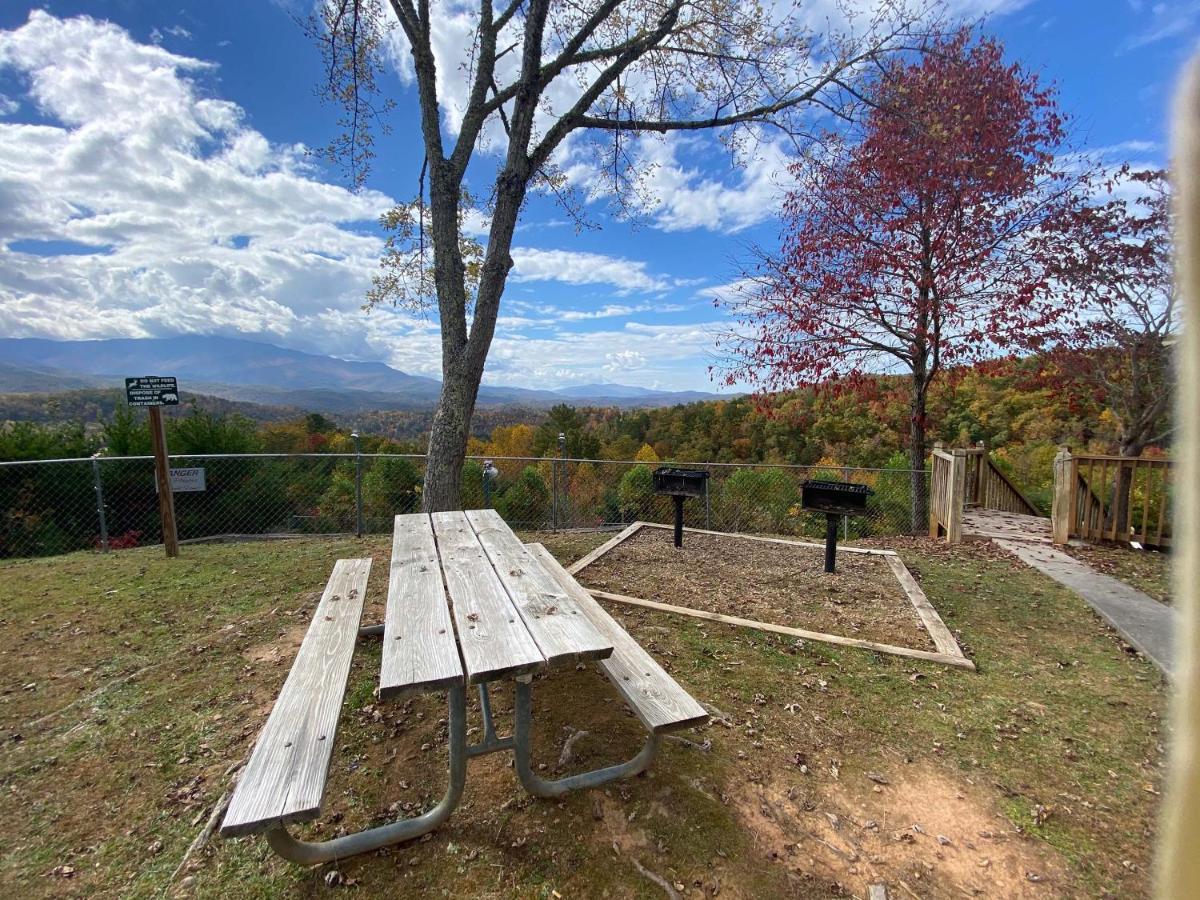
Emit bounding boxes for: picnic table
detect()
[220,509,707,864]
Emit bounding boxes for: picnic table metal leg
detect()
[466,682,515,757]
[263,684,467,864]
[511,679,661,799]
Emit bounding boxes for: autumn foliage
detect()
[722,30,1088,526]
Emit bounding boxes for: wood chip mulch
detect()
[577,527,935,650]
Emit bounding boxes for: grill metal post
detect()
[823,513,839,573]
[672,495,685,548]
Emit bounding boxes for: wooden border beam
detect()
[566,521,645,575]
[636,522,897,556]
[570,521,974,671]
[588,589,975,671]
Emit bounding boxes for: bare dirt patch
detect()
[735,762,1073,898]
[241,621,308,665]
[577,526,935,650]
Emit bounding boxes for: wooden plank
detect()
[221,558,371,837]
[528,543,710,732]
[947,451,966,544]
[586,588,976,672]
[431,511,545,684]
[379,514,464,699]
[984,458,1040,516]
[636,522,897,555]
[566,521,644,575]
[466,509,612,666]
[884,555,965,659]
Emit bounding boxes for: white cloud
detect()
[0,11,392,346]
[603,349,646,372]
[696,278,758,306]
[1120,0,1200,51]
[372,0,1033,238]
[510,247,674,293]
[478,319,727,390]
[0,11,730,392]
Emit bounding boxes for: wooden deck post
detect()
[948,449,967,544]
[1051,446,1072,545]
[929,443,945,539]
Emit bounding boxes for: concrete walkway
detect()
[994,538,1176,676]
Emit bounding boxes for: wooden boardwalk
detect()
[963,508,1053,543]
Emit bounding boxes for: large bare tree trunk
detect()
[423,367,477,512]
[1107,436,1147,539]
[421,158,526,512]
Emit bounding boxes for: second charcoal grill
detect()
[800,480,874,572]
[652,467,709,547]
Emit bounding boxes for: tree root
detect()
[557,728,589,771]
[665,735,711,752]
[631,857,680,900]
[167,763,242,885]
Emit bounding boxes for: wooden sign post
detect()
[125,376,181,558]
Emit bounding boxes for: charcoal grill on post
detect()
[800,480,874,573]
[652,467,709,548]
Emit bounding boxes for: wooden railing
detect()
[1052,449,1173,547]
[961,444,1041,516]
[929,448,966,542]
[930,443,1042,543]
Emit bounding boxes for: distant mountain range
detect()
[0,336,730,414]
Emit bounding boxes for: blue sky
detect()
[0,1,1196,392]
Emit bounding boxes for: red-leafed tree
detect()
[1047,167,1176,533]
[720,30,1086,530]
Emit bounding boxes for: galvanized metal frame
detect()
[258,663,661,864]
[263,684,468,865]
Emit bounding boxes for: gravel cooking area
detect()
[577,526,935,650]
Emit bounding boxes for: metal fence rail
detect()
[0,453,928,559]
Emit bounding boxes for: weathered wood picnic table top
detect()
[382,508,614,694]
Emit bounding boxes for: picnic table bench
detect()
[221,509,707,864]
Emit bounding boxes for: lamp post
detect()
[483,460,499,508]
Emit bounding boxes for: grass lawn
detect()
[0,532,1166,898]
[1059,543,1172,605]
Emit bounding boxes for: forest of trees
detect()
[0,344,1169,558]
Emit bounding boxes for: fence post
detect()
[1051,446,1072,545]
[704,475,711,530]
[91,454,109,553]
[948,449,967,544]
[352,431,363,538]
[552,433,565,531]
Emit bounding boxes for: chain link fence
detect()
[0,453,928,559]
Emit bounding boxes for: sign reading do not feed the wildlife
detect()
[125,376,180,407]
